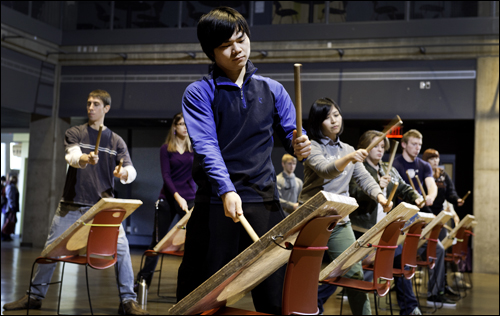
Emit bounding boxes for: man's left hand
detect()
[292,130,311,161]
[113,166,128,181]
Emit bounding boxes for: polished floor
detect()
[1,236,499,315]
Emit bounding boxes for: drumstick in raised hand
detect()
[415,175,428,205]
[238,214,259,242]
[365,116,403,152]
[407,171,425,207]
[294,63,303,137]
[94,124,103,155]
[461,191,471,202]
[384,182,399,213]
[117,158,124,173]
[386,140,399,174]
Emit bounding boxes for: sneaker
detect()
[445,285,461,298]
[118,300,149,315]
[426,295,457,307]
[409,307,422,315]
[3,294,42,310]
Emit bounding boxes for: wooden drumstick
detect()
[365,115,403,152]
[238,214,259,243]
[94,124,103,155]
[386,140,399,174]
[414,175,427,201]
[384,182,399,213]
[406,170,416,191]
[117,158,124,173]
[294,63,303,137]
[461,190,471,202]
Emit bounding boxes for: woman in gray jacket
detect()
[299,98,392,315]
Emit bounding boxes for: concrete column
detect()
[473,57,499,274]
[22,63,71,248]
[21,115,69,248]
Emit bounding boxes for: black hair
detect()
[307,97,344,142]
[197,7,250,62]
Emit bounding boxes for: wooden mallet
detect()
[294,63,303,137]
[116,158,124,173]
[238,214,259,243]
[385,182,399,213]
[414,175,428,206]
[406,170,416,191]
[356,115,403,164]
[365,116,403,153]
[461,190,471,203]
[94,124,103,155]
[386,140,399,174]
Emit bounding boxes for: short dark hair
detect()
[88,89,111,106]
[307,97,343,142]
[197,7,250,62]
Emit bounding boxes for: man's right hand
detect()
[221,191,243,223]
[80,152,99,167]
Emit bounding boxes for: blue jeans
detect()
[417,239,445,296]
[28,202,136,302]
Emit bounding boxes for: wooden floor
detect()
[2,236,499,315]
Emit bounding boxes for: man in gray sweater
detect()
[276,154,303,215]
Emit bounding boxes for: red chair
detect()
[322,220,406,316]
[27,208,126,315]
[414,223,443,313]
[363,221,425,312]
[445,227,473,298]
[200,214,343,315]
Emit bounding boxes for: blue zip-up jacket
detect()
[182,60,305,204]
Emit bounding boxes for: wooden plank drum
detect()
[153,209,193,253]
[441,214,476,250]
[417,210,453,248]
[168,191,359,315]
[41,198,143,258]
[319,202,419,281]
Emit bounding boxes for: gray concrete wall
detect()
[473,57,499,274]
[21,115,69,248]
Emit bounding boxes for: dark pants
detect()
[177,201,286,315]
[353,230,419,315]
[136,196,194,286]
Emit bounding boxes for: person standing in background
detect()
[276,154,303,215]
[135,112,195,289]
[1,175,19,242]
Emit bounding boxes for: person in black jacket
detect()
[349,130,424,315]
[422,148,462,230]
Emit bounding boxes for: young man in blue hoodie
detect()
[178,7,311,314]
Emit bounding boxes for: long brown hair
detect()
[357,130,390,152]
[165,112,192,153]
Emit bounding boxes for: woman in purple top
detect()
[136,112,195,288]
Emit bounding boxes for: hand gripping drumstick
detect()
[294,63,303,137]
[384,182,399,213]
[94,124,103,155]
[117,158,124,173]
[461,190,471,202]
[238,214,259,242]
